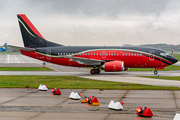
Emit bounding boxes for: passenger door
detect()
[102,51,106,58]
[149,50,154,61]
[46,49,51,61]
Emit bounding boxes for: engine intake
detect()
[101,61,124,72]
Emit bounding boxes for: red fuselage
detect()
[20,46,176,69]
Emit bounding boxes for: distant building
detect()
[123,44,132,46]
[141,43,180,51]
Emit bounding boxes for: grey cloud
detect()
[0,0,180,46]
[9,0,170,18]
[48,0,170,16]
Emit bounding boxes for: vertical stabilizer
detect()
[17,14,62,48]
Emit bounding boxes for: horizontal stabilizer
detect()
[7,45,35,51]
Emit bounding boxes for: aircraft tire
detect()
[154,70,158,75]
[95,69,100,74]
[90,69,96,74]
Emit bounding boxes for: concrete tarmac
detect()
[0,53,41,63]
[0,89,178,120]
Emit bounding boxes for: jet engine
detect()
[101,61,124,72]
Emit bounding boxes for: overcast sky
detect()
[0,0,180,46]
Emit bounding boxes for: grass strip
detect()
[128,65,180,71]
[172,54,180,61]
[140,76,180,81]
[0,67,53,71]
[0,76,180,90]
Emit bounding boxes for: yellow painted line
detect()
[18,18,35,38]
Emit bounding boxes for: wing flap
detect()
[65,56,104,65]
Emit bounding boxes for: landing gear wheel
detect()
[90,69,100,74]
[154,70,158,75]
[95,69,100,74]
[90,69,96,74]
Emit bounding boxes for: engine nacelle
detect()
[101,61,124,72]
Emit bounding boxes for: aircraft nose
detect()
[166,55,178,64]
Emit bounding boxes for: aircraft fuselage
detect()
[20,45,177,68]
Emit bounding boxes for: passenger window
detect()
[94,53,95,55]
[126,53,127,56]
[117,53,119,56]
[100,53,102,55]
[132,53,133,56]
[129,53,130,56]
[114,53,116,55]
[91,53,92,55]
[85,53,87,55]
[122,53,124,56]
[134,53,136,56]
[97,53,98,55]
[111,53,113,56]
[140,54,142,56]
[109,53,110,56]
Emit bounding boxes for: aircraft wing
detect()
[7,45,35,51]
[65,56,105,65]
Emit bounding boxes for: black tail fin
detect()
[17,14,63,48]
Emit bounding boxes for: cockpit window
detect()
[160,53,169,56]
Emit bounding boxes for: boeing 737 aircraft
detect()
[8,14,178,75]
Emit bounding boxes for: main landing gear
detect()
[154,70,158,75]
[90,69,100,74]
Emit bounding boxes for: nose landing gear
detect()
[154,67,164,75]
[90,68,100,74]
[154,70,158,75]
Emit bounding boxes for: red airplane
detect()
[8,14,178,75]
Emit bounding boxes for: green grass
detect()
[0,51,20,54]
[128,65,180,71]
[141,76,180,81]
[172,54,180,61]
[0,67,53,71]
[0,76,180,90]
